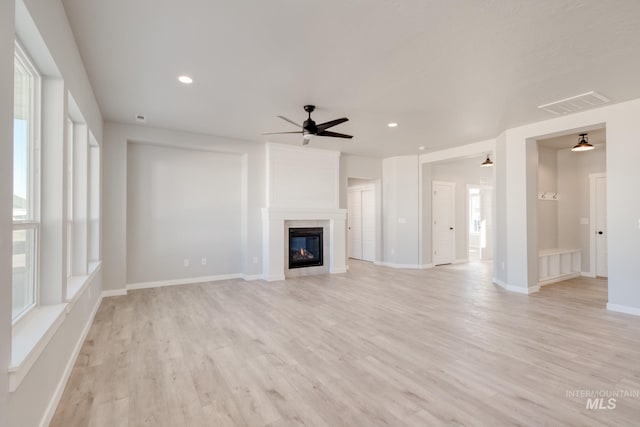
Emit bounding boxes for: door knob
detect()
[598,231,603,235]
[449,227,454,230]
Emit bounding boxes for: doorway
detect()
[535,127,607,287]
[467,185,493,262]
[432,181,455,265]
[348,181,376,262]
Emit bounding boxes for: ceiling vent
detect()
[135,114,146,124]
[537,91,610,116]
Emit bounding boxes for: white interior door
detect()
[433,181,455,265]
[479,186,493,261]
[595,176,607,277]
[361,189,375,262]
[348,190,362,259]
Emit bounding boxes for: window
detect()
[13,42,41,322]
[66,117,74,277]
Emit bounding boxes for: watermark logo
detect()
[566,389,640,410]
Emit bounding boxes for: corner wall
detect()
[382,155,420,267]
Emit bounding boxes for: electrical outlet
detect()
[201,258,207,266]
[183,259,190,267]
[253,257,258,264]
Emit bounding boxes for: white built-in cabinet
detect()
[538,248,581,286]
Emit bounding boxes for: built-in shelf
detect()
[538,248,581,286]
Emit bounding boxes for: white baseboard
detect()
[330,267,348,274]
[101,289,128,298]
[127,273,242,290]
[375,261,423,269]
[420,264,433,269]
[607,303,640,316]
[538,272,580,286]
[39,292,103,427]
[241,274,263,281]
[581,271,596,278]
[453,258,468,265]
[265,274,286,282]
[493,278,539,294]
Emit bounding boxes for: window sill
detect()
[66,260,102,310]
[10,260,102,392]
[9,304,67,392]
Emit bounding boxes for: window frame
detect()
[12,40,42,324]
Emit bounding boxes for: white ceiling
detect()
[61,0,640,158]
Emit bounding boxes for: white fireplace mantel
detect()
[262,207,347,281]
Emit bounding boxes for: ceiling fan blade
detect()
[262,131,304,135]
[317,117,348,132]
[317,130,353,139]
[277,116,302,128]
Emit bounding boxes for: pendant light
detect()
[480,154,493,167]
[571,133,594,152]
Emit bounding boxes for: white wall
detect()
[557,146,606,272]
[103,123,265,292]
[382,155,420,267]
[0,1,15,423]
[537,146,558,250]
[126,142,243,284]
[267,143,340,209]
[3,1,105,425]
[339,154,382,208]
[430,156,493,261]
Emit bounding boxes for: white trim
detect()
[101,289,128,298]
[581,271,596,278]
[589,173,606,278]
[453,258,468,265]
[538,272,580,286]
[9,304,67,392]
[330,267,348,274]
[508,285,540,294]
[376,261,424,269]
[493,278,539,294]
[66,261,102,312]
[607,303,640,316]
[38,293,103,427]
[241,274,263,281]
[265,274,286,282]
[126,273,242,290]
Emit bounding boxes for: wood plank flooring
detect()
[51,261,640,426]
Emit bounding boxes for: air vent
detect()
[135,114,146,124]
[538,91,610,116]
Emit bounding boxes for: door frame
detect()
[348,183,376,261]
[466,184,493,262]
[432,180,456,265]
[589,172,606,278]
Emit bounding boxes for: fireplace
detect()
[289,227,323,269]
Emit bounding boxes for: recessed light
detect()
[418,146,425,150]
[387,123,398,128]
[178,75,193,84]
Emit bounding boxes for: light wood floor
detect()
[51,261,640,426]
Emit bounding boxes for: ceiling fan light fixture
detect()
[480,154,493,167]
[387,122,398,128]
[571,133,594,152]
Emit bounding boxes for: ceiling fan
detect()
[263,105,353,145]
